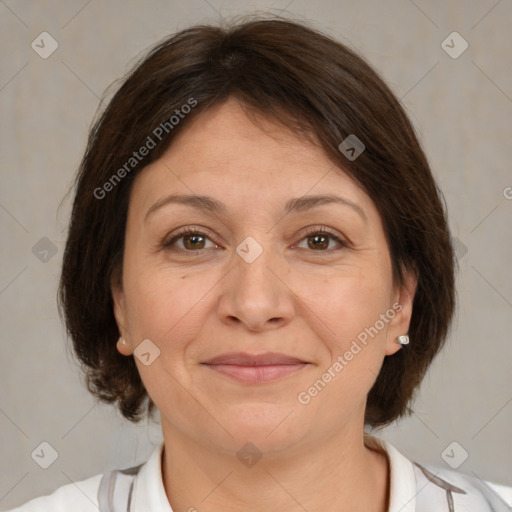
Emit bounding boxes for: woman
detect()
[8,16,511,512]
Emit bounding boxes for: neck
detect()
[160,423,390,512]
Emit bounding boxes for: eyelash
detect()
[162,226,348,253]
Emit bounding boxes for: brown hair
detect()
[58,16,456,427]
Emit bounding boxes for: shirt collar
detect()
[364,434,417,512]
[132,440,173,511]
[132,436,417,512]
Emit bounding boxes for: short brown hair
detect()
[58,16,456,427]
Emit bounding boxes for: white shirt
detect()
[6,435,512,511]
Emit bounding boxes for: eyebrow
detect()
[144,193,367,223]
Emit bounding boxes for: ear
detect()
[385,267,418,356]
[111,270,132,356]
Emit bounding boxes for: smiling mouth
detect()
[201,352,310,383]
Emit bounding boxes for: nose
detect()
[216,243,295,332]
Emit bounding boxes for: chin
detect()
[218,408,303,451]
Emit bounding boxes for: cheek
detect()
[309,266,392,337]
[303,281,392,409]
[122,257,219,355]
[310,270,393,396]
[124,267,214,404]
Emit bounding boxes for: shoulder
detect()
[4,442,162,512]
[365,435,511,512]
[5,465,144,512]
[412,461,512,511]
[4,473,104,512]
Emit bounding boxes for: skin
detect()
[112,97,417,512]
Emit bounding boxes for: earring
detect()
[395,335,409,345]
[116,336,132,356]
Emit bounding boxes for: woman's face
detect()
[112,97,416,455]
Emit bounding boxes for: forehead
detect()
[129,98,377,221]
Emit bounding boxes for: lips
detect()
[203,352,307,366]
[201,352,309,383]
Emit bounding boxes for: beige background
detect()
[1,0,511,509]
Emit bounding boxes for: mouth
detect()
[201,352,310,383]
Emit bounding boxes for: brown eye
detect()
[307,233,330,250]
[163,228,217,252]
[182,233,206,250]
[295,228,347,252]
